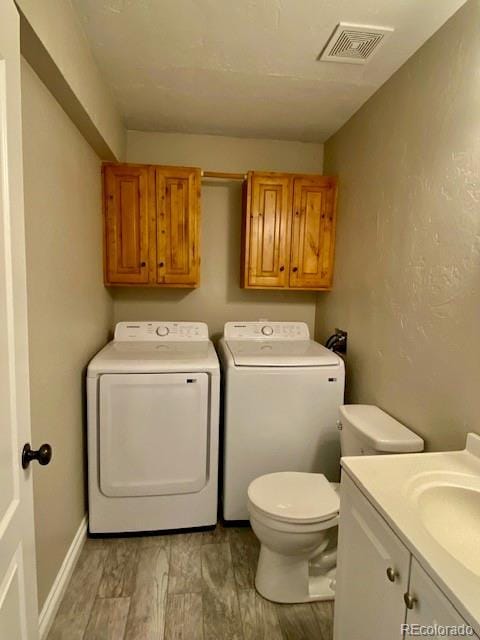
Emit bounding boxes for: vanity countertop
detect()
[341,433,480,635]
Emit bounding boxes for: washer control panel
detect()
[224,321,310,340]
[114,322,209,341]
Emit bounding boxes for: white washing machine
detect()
[218,321,345,521]
[87,321,220,533]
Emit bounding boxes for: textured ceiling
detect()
[72,0,467,142]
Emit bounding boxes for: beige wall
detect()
[316,0,480,451]
[114,131,324,337]
[17,0,125,160]
[21,60,113,609]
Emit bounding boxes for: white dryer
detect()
[218,321,345,521]
[87,322,220,533]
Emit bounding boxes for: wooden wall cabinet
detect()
[103,163,201,287]
[241,171,337,290]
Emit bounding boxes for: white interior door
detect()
[0,2,39,639]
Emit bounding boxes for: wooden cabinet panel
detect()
[156,167,200,287]
[241,172,337,290]
[242,172,292,288]
[103,163,200,287]
[103,164,152,284]
[290,177,337,289]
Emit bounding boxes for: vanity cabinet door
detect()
[404,559,478,639]
[334,473,410,640]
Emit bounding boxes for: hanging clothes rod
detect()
[201,170,246,181]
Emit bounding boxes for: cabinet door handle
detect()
[140,261,146,267]
[158,262,164,267]
[292,267,298,273]
[279,265,285,272]
[386,567,397,583]
[403,592,417,610]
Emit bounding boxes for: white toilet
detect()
[247,404,424,604]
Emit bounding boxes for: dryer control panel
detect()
[114,322,209,341]
[223,321,310,341]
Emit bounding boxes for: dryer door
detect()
[99,372,209,497]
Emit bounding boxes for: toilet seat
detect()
[247,472,339,524]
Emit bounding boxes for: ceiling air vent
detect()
[319,22,394,64]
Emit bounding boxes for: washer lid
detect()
[248,472,340,523]
[226,339,341,367]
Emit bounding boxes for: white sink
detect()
[409,476,480,576]
[341,432,480,632]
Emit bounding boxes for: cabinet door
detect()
[404,559,478,639]
[156,167,201,287]
[334,473,410,640]
[290,177,337,289]
[243,172,292,288]
[103,164,153,284]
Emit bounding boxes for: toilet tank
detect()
[338,405,424,456]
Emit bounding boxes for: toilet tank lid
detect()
[339,405,424,453]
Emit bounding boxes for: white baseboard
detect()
[38,515,88,640]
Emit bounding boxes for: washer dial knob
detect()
[261,325,274,336]
[156,326,169,337]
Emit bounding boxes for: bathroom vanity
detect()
[334,434,480,639]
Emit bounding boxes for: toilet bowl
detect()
[247,405,425,604]
[247,472,339,603]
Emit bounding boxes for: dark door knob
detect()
[22,443,52,469]
[292,267,298,272]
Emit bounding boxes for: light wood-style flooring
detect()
[47,523,333,640]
